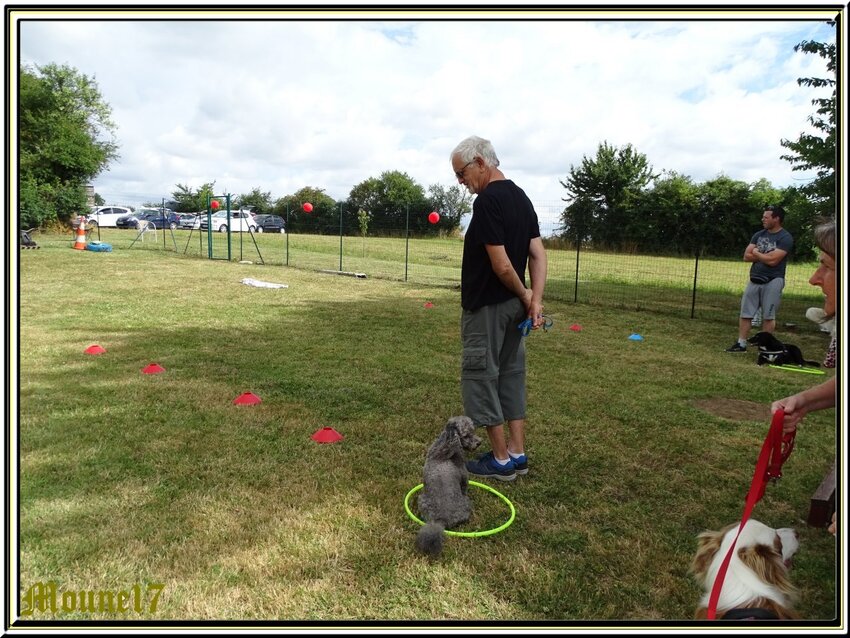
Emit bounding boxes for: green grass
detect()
[55,227,824,325]
[15,235,837,623]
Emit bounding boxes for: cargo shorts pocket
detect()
[462,334,489,377]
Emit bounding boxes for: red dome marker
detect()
[85,344,106,355]
[311,427,344,444]
[569,324,582,332]
[141,363,165,374]
[233,392,262,405]
[424,302,434,308]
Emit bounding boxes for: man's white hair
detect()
[451,135,500,168]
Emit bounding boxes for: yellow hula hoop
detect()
[404,480,515,537]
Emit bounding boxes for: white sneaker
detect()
[806,307,834,334]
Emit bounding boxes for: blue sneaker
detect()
[510,454,528,475]
[466,452,516,482]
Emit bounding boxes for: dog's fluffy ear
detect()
[437,422,460,452]
[691,530,724,582]
[444,421,459,439]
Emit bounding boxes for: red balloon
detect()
[211,200,220,210]
[428,211,440,224]
[302,202,313,213]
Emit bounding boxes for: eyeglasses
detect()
[454,160,475,179]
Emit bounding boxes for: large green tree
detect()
[347,171,431,235]
[780,32,836,219]
[171,181,216,212]
[426,183,470,236]
[559,142,658,249]
[273,187,338,234]
[236,187,273,213]
[695,176,759,258]
[631,172,701,254]
[19,63,118,227]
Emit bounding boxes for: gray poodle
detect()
[415,416,482,557]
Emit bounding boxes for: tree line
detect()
[558,142,823,260]
[167,176,472,238]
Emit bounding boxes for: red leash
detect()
[706,410,796,620]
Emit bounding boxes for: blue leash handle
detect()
[518,315,553,337]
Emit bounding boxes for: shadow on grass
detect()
[17,281,838,622]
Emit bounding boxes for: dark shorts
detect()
[460,297,527,427]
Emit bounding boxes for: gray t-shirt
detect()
[749,228,793,280]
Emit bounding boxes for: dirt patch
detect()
[693,398,771,423]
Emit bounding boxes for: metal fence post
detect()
[574,233,581,303]
[405,205,410,282]
[206,196,213,259]
[691,250,700,319]
[339,202,344,272]
[226,194,232,262]
[286,203,290,266]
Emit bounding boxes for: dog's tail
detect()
[415,521,446,557]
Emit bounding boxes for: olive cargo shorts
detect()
[460,297,527,427]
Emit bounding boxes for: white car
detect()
[199,210,257,233]
[86,205,134,228]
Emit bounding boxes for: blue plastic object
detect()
[86,242,112,252]
[518,315,554,337]
[628,333,644,341]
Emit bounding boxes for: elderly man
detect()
[451,135,547,481]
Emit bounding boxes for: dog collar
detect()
[721,607,780,620]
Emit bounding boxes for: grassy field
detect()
[14,234,837,624]
[53,227,823,324]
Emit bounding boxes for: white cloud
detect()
[16,12,836,228]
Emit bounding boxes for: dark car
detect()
[116,212,143,229]
[138,211,181,230]
[254,214,286,234]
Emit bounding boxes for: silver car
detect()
[178,213,201,230]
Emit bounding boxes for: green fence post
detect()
[574,233,581,303]
[339,202,343,272]
[226,194,232,262]
[206,196,213,259]
[404,205,410,282]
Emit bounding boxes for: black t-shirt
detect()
[461,180,541,311]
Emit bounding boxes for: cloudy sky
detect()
[15,7,837,228]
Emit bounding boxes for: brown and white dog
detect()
[690,519,800,620]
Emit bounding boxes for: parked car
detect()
[86,205,134,228]
[253,214,286,234]
[116,211,144,229]
[177,213,201,230]
[137,211,181,230]
[200,209,257,233]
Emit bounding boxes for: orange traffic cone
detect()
[73,218,87,250]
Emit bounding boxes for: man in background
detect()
[726,205,793,353]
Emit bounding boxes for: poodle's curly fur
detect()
[415,416,482,557]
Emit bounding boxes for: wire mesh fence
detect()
[51,200,825,333]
